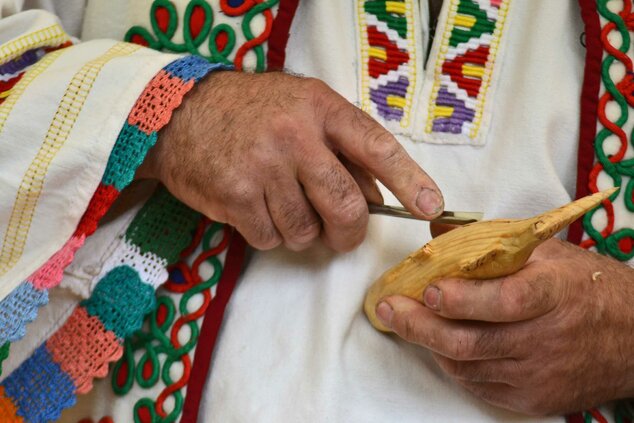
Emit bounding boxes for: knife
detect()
[368,204,484,225]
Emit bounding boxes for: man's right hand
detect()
[137,71,444,252]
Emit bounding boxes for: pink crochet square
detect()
[28,235,85,290]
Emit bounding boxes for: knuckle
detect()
[248,226,281,250]
[243,215,281,250]
[268,112,299,139]
[226,179,259,207]
[364,127,401,164]
[281,207,321,244]
[448,329,476,360]
[440,284,466,316]
[329,192,367,228]
[399,314,423,344]
[499,280,526,318]
[303,77,330,97]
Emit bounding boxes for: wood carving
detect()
[364,188,619,332]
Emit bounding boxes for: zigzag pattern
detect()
[428,0,510,139]
[360,0,415,126]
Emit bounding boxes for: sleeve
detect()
[0,9,229,417]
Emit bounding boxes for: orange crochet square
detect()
[46,307,123,394]
[0,386,23,422]
[127,70,194,134]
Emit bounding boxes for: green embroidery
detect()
[449,0,496,47]
[0,342,9,376]
[125,0,280,72]
[615,400,633,423]
[112,222,226,423]
[364,1,408,39]
[582,0,634,261]
[82,266,156,339]
[103,124,157,191]
[126,187,201,264]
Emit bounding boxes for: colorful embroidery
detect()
[111,221,229,423]
[574,0,634,262]
[0,25,69,64]
[0,343,9,376]
[0,188,202,422]
[125,0,280,71]
[0,42,72,104]
[426,0,510,140]
[0,57,223,421]
[358,0,416,128]
[0,42,140,279]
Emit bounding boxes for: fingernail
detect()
[423,286,441,311]
[376,302,394,329]
[416,188,443,217]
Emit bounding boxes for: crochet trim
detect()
[567,0,634,421]
[111,221,230,423]
[0,43,140,278]
[0,283,48,345]
[0,188,202,422]
[425,0,510,142]
[0,56,227,389]
[358,0,417,128]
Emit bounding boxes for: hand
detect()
[137,71,443,252]
[376,238,634,415]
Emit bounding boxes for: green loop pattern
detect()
[583,1,634,260]
[125,0,280,71]
[111,223,226,423]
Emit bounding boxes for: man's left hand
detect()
[376,239,634,415]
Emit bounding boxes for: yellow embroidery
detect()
[358,0,417,128]
[385,1,407,14]
[0,49,66,134]
[0,25,69,64]
[454,15,476,29]
[0,42,141,277]
[368,46,387,61]
[425,0,510,140]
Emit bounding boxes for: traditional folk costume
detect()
[0,0,632,422]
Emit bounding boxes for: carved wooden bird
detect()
[364,188,619,332]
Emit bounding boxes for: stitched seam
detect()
[0,25,69,65]
[0,43,141,277]
[0,49,66,135]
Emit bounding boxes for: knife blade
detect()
[368,204,483,225]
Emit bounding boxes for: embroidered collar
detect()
[358,0,511,145]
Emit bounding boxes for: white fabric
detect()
[0,11,179,301]
[205,0,581,422]
[0,0,612,422]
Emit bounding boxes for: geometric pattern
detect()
[359,0,417,128]
[426,0,510,140]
